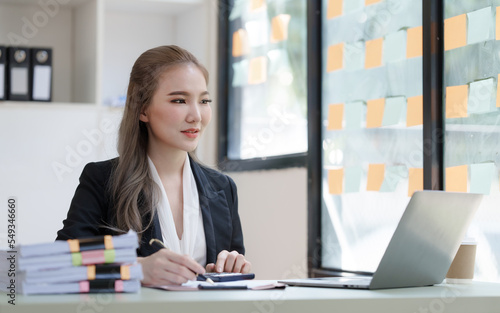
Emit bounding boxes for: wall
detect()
[229,169,308,280]
[101,10,175,105]
[0,104,123,246]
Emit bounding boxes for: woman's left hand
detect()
[205,250,252,273]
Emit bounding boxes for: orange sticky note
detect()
[327,0,342,19]
[497,74,500,107]
[365,38,383,68]
[248,56,267,85]
[444,14,467,51]
[250,0,266,11]
[120,265,131,280]
[445,85,468,118]
[232,29,249,57]
[367,164,385,191]
[87,265,96,280]
[328,169,344,194]
[408,168,423,197]
[497,7,500,40]
[406,26,423,58]
[270,14,291,43]
[327,104,344,130]
[406,95,423,127]
[327,43,344,72]
[365,0,381,5]
[445,165,468,192]
[366,98,385,128]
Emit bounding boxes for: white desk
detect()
[3,282,500,313]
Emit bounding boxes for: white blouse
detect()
[147,154,207,266]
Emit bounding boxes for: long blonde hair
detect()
[109,45,209,239]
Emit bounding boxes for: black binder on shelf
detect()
[6,47,31,101]
[0,46,6,101]
[30,47,52,102]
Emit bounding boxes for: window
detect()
[218,0,308,171]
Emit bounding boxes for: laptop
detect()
[279,191,483,290]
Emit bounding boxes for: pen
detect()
[149,238,215,285]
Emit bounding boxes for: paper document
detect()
[149,280,286,291]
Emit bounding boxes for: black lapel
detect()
[138,212,162,257]
[189,157,218,264]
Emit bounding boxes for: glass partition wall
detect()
[319,0,424,273]
[443,0,500,281]
[313,0,500,282]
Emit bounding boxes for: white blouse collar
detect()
[147,154,207,265]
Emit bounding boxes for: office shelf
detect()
[0,0,206,106]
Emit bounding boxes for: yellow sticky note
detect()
[445,85,468,118]
[497,74,500,107]
[365,0,381,5]
[327,43,344,72]
[250,0,266,11]
[408,168,423,197]
[445,165,468,192]
[270,14,291,43]
[232,29,249,57]
[248,56,267,85]
[406,26,423,58]
[444,14,467,51]
[497,7,500,40]
[328,169,344,194]
[327,104,344,130]
[327,0,342,19]
[365,38,383,68]
[406,95,423,127]
[366,98,385,128]
[367,164,385,191]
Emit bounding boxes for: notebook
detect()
[18,248,138,271]
[18,263,143,284]
[279,191,483,290]
[19,279,141,295]
[19,230,138,257]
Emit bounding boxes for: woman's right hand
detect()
[137,249,206,286]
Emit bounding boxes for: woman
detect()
[56,45,251,286]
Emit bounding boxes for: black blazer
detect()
[56,157,245,264]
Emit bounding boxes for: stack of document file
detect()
[2,230,142,295]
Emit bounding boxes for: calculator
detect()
[198,272,255,282]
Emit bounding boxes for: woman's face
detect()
[140,63,212,154]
